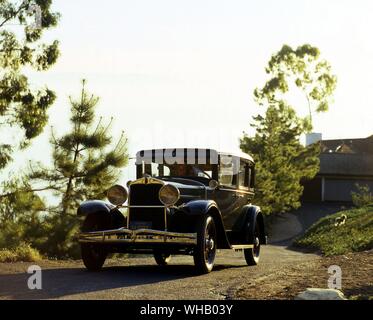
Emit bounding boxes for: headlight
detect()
[159,184,180,206]
[107,184,128,205]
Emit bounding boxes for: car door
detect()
[235,160,255,213]
[212,155,243,230]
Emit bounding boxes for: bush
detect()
[0,243,42,263]
[0,249,17,263]
[34,214,81,259]
[351,184,373,208]
[0,213,82,260]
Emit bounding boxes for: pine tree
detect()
[29,80,128,257]
[240,101,320,215]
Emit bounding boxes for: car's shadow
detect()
[0,262,245,299]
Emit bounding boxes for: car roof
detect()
[218,150,254,163]
[136,148,254,163]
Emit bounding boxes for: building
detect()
[302,135,373,202]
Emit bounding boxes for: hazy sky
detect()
[5,0,373,182]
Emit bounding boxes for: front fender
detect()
[179,200,218,216]
[77,200,125,230]
[77,200,115,216]
[177,200,230,249]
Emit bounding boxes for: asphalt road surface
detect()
[0,245,319,300]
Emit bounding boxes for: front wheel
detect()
[80,214,109,271]
[154,252,172,266]
[193,215,217,274]
[81,244,107,271]
[244,221,261,266]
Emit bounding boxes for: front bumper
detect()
[78,227,197,245]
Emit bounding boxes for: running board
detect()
[231,244,254,251]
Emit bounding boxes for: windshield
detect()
[140,162,213,179]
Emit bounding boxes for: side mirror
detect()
[126,180,132,188]
[209,179,219,190]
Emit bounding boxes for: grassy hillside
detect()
[294,204,373,256]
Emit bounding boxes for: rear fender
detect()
[233,205,267,244]
[243,205,267,244]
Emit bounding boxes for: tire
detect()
[244,220,261,266]
[154,252,172,266]
[80,214,109,271]
[193,215,217,274]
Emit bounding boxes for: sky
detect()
[4,0,373,183]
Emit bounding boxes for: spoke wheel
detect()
[193,215,217,274]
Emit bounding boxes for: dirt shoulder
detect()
[234,249,373,300]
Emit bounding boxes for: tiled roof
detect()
[320,135,373,155]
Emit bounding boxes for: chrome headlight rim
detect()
[158,184,180,206]
[107,184,128,206]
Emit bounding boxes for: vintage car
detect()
[77,148,266,274]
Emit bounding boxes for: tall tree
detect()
[240,44,336,215]
[240,101,320,215]
[254,44,337,128]
[0,0,60,171]
[29,80,129,257]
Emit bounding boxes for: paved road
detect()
[269,203,345,245]
[0,245,318,300]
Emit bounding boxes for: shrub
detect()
[294,205,373,256]
[0,243,42,263]
[0,249,17,263]
[0,213,82,260]
[351,184,373,208]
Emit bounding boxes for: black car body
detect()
[77,148,266,273]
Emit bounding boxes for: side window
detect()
[238,161,249,189]
[249,165,255,189]
[218,156,237,187]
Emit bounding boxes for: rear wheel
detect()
[193,215,217,274]
[153,252,172,266]
[244,221,261,266]
[80,214,109,271]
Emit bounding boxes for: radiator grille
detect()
[128,184,165,230]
